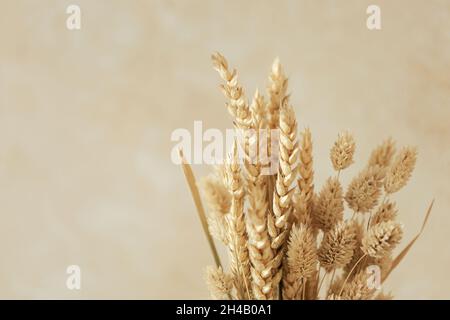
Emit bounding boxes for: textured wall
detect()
[0,0,449,299]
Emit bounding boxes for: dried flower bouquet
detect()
[180,53,433,300]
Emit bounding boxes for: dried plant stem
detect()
[179,149,222,269]
[338,253,367,296]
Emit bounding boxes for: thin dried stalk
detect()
[382,200,434,283]
[179,149,222,269]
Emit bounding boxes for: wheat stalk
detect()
[223,142,252,299]
[330,131,355,172]
[267,58,289,129]
[268,102,299,292]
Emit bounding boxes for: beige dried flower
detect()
[368,138,396,168]
[330,131,355,171]
[362,221,403,259]
[313,177,344,231]
[223,142,252,299]
[371,200,398,226]
[339,271,376,300]
[384,147,417,194]
[282,224,318,299]
[318,221,357,272]
[205,266,233,300]
[345,166,385,213]
[200,174,231,245]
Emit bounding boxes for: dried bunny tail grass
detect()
[362,221,403,259]
[318,221,357,272]
[211,52,252,129]
[339,271,376,300]
[343,221,366,277]
[267,57,289,129]
[313,177,344,232]
[384,146,417,194]
[268,102,299,289]
[368,138,396,168]
[371,200,398,226]
[200,174,231,216]
[330,131,355,171]
[282,224,318,299]
[200,174,231,245]
[223,142,252,299]
[205,266,233,300]
[345,165,385,213]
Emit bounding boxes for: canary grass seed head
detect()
[330,131,355,171]
[362,221,403,259]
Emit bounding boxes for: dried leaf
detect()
[382,199,434,283]
[179,149,222,269]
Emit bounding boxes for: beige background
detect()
[0,0,449,299]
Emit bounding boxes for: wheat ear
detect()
[267,57,289,129]
[211,52,252,130]
[245,90,277,300]
[293,128,314,223]
[282,223,317,299]
[268,102,299,291]
[223,141,252,299]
